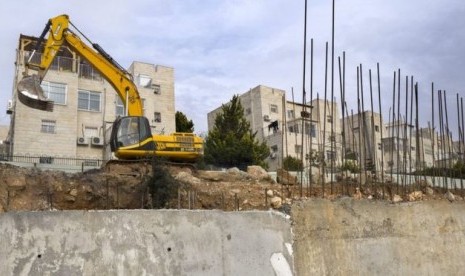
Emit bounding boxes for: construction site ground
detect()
[0,161,463,213]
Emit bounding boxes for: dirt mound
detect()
[0,162,462,213]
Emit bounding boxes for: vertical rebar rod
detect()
[414,83,420,188]
[322,42,329,196]
[357,66,362,189]
[299,0,308,198]
[309,38,314,196]
[396,69,401,190]
[330,0,336,190]
[408,76,414,186]
[360,64,368,185]
[438,90,446,189]
[377,63,385,197]
[403,76,408,190]
[443,91,453,188]
[431,83,436,186]
[457,94,463,191]
[369,69,376,191]
[390,71,396,185]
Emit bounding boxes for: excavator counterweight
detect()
[17,74,53,111]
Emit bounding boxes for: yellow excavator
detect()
[17,14,203,162]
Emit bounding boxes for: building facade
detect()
[6,35,175,161]
[207,85,342,171]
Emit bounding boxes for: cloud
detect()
[0,0,463,139]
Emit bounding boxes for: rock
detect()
[277,169,298,185]
[270,196,282,209]
[445,191,455,202]
[229,189,241,196]
[175,171,200,184]
[247,166,269,180]
[242,199,249,205]
[69,188,78,197]
[353,188,362,200]
[392,194,402,203]
[227,167,241,174]
[425,187,434,196]
[266,189,274,197]
[196,171,223,181]
[64,194,76,202]
[408,191,423,201]
[5,175,26,190]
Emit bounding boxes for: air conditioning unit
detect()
[270,152,277,159]
[77,137,88,145]
[91,136,104,146]
[263,115,270,122]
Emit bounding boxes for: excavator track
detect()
[103,159,197,176]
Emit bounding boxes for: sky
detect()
[0,0,464,139]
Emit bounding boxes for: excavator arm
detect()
[19,14,143,116]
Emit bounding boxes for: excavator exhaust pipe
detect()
[17,74,54,112]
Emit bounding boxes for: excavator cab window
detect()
[110,116,152,150]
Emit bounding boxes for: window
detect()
[295,145,302,154]
[138,74,152,88]
[78,90,101,111]
[115,97,125,116]
[271,145,278,152]
[305,123,316,137]
[41,120,56,134]
[115,97,145,116]
[375,125,380,132]
[245,108,251,115]
[327,116,333,123]
[378,143,382,150]
[289,124,299,133]
[154,112,161,123]
[326,151,336,161]
[287,110,295,119]
[152,84,161,94]
[270,104,278,113]
[41,81,66,104]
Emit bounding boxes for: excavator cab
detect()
[109,116,156,159]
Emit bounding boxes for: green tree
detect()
[175,111,194,133]
[204,95,269,169]
[283,156,303,171]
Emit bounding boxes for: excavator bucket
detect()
[17,74,54,112]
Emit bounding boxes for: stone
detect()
[353,188,362,200]
[229,189,241,196]
[175,171,200,184]
[392,194,403,203]
[5,175,26,190]
[408,191,423,201]
[64,195,76,202]
[266,189,274,197]
[425,187,434,196]
[270,196,282,209]
[277,169,298,186]
[247,166,269,180]
[69,188,78,197]
[445,191,455,202]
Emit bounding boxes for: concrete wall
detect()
[0,210,293,275]
[292,199,465,275]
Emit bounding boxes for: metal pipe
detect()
[377,63,385,197]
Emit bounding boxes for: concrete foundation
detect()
[292,198,465,275]
[0,210,293,275]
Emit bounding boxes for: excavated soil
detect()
[0,162,462,213]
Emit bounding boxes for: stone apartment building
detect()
[341,111,385,173]
[6,35,175,161]
[207,85,342,171]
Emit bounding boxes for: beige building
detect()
[342,111,385,173]
[6,35,175,161]
[207,85,342,171]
